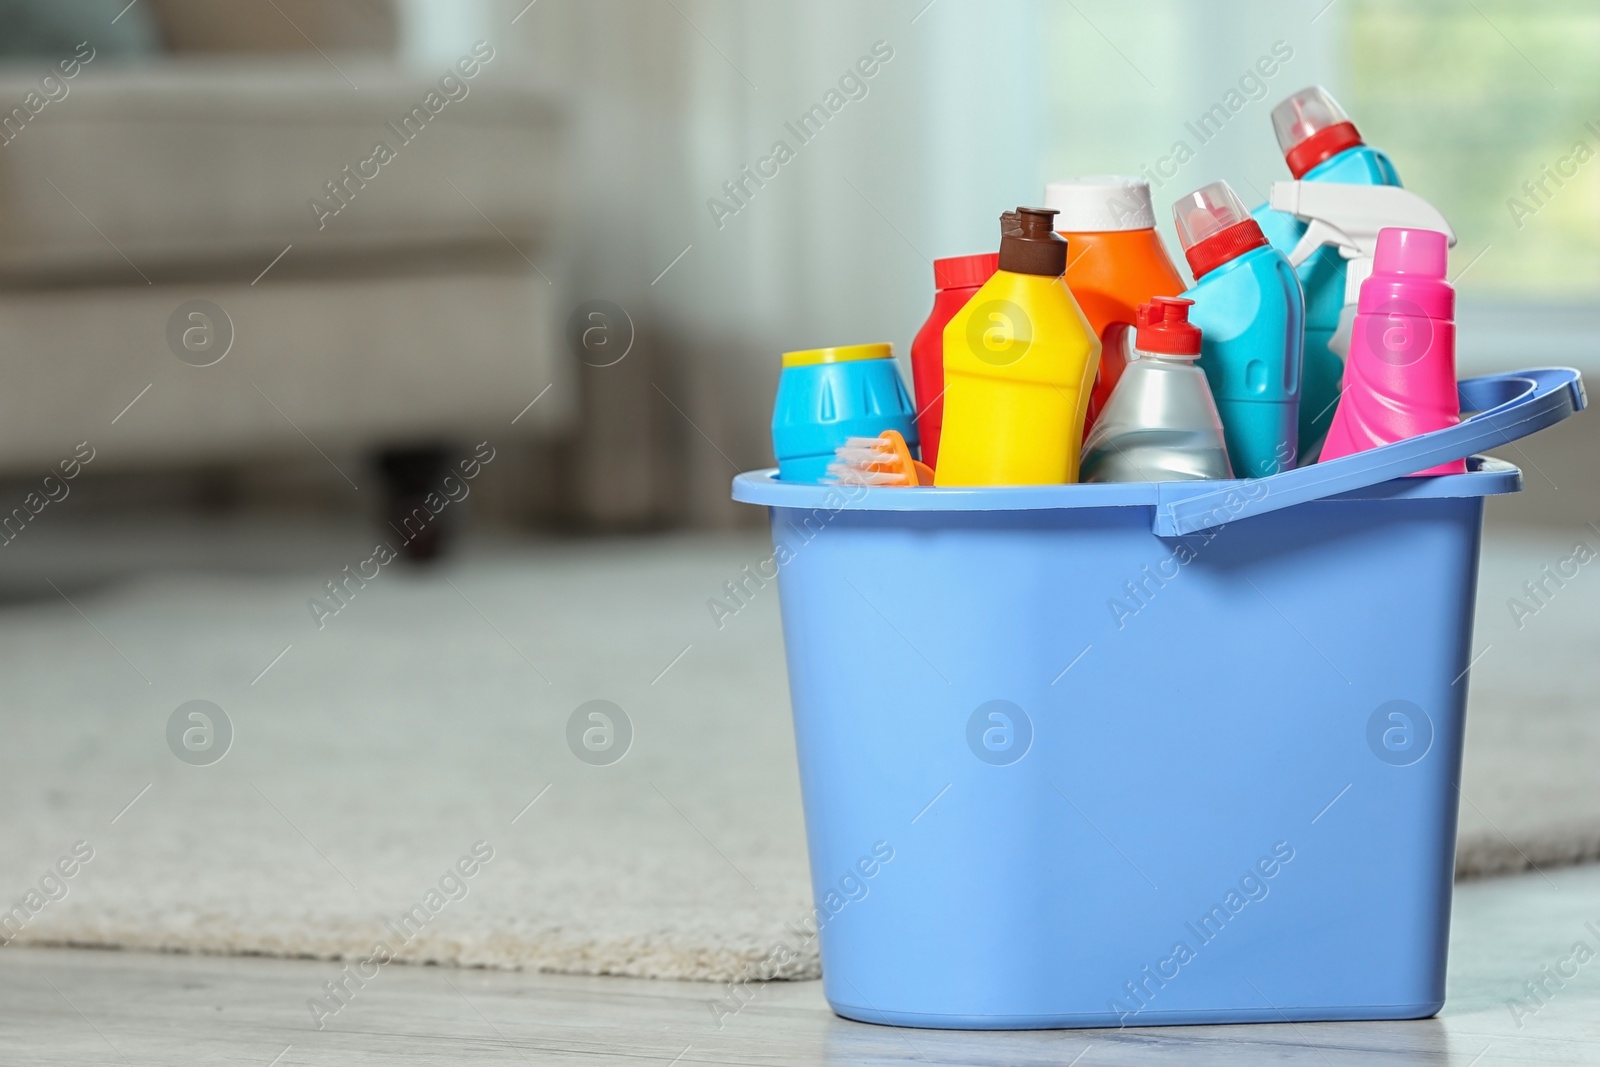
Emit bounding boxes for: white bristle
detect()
[834,439,893,456]
[832,449,888,466]
[828,433,911,486]
[827,463,908,486]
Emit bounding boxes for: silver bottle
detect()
[1081,298,1234,483]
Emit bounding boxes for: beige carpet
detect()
[1451,522,1600,875]
[0,517,1596,982]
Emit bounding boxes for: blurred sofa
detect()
[0,3,571,491]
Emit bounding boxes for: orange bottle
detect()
[1046,177,1188,436]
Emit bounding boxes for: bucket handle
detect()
[1152,367,1587,536]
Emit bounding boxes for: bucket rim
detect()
[732,456,1522,513]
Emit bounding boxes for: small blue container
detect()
[772,343,919,483]
[735,369,1584,1030]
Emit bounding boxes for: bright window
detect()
[1348,0,1600,296]
[1041,0,1600,299]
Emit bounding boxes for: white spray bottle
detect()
[1268,181,1456,360]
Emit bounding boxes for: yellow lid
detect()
[781,343,893,368]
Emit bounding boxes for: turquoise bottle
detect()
[771,343,918,483]
[1251,86,1400,460]
[1174,181,1303,478]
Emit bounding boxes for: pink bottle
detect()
[1320,227,1466,475]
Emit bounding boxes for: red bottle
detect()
[910,252,1000,470]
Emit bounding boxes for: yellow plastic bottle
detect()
[935,207,1101,486]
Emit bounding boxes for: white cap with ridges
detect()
[1043,176,1155,232]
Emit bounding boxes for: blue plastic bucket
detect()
[733,369,1585,1030]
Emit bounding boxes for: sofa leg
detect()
[377,444,453,563]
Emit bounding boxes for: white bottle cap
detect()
[1043,176,1155,232]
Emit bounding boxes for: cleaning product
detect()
[1081,297,1233,483]
[909,253,1000,470]
[1319,228,1465,475]
[1174,180,1303,478]
[1045,177,1188,436]
[827,429,934,487]
[934,207,1100,487]
[771,343,918,483]
[1268,179,1455,356]
[1251,86,1401,460]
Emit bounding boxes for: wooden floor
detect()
[3,864,1597,1066]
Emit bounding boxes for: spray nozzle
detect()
[1270,181,1454,292]
[1270,180,1455,355]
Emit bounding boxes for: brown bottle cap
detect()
[998,207,1068,276]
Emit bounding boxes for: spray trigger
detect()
[1269,181,1456,356]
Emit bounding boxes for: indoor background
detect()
[0,0,1596,1063]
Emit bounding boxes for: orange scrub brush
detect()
[826,429,934,487]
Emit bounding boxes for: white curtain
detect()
[496,0,1343,525]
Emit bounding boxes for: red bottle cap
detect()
[1272,86,1365,178]
[1135,296,1201,356]
[933,252,1000,291]
[1172,180,1267,279]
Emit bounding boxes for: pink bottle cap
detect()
[1373,227,1448,278]
[1359,227,1453,321]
